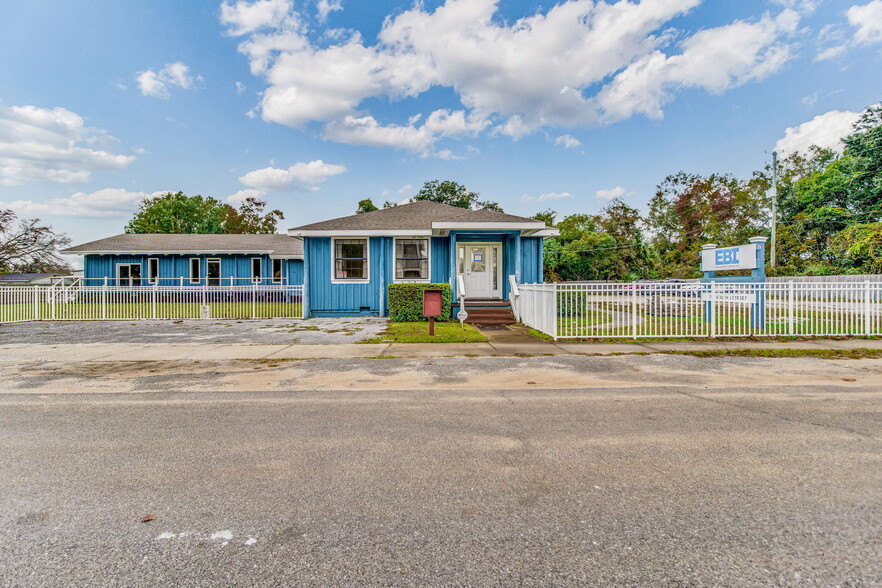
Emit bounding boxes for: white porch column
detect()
[449,232,457,299]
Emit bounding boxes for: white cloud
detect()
[221,0,801,146]
[220,0,296,35]
[0,104,135,186]
[538,192,572,201]
[594,10,799,122]
[775,109,862,154]
[316,0,342,23]
[396,184,412,195]
[238,159,346,190]
[596,186,627,199]
[554,134,581,148]
[136,62,202,98]
[815,44,847,61]
[0,188,151,217]
[521,194,534,202]
[847,1,882,45]
[235,81,247,95]
[226,188,266,204]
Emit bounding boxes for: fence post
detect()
[152,283,157,320]
[788,280,794,336]
[33,287,39,321]
[50,284,56,320]
[551,284,558,341]
[710,281,717,338]
[102,277,107,320]
[631,282,638,339]
[865,280,871,336]
[251,283,256,318]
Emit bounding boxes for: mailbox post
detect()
[422,288,443,336]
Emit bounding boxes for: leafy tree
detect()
[356,199,379,214]
[126,192,283,234]
[531,209,557,226]
[223,197,284,234]
[842,104,882,220]
[126,192,229,234]
[0,210,72,273]
[412,180,503,211]
[830,222,882,273]
[647,172,769,277]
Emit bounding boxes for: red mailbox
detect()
[422,288,443,336]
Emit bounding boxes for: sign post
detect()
[700,237,767,329]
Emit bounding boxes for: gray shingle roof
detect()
[63,233,303,257]
[288,201,544,232]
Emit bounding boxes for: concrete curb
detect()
[2,338,882,362]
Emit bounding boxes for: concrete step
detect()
[463,306,516,326]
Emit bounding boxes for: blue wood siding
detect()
[83,253,304,286]
[304,232,545,315]
[304,237,393,316]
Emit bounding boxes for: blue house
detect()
[64,201,558,319]
[287,201,557,317]
[63,234,303,287]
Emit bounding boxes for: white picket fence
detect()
[0,279,305,323]
[513,281,882,340]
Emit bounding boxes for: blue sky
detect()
[1,0,880,256]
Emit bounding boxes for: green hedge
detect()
[388,283,452,322]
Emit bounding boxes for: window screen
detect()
[395,239,429,280]
[334,239,368,280]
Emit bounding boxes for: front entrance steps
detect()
[455,298,516,326]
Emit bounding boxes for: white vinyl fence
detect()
[513,281,882,340]
[0,278,305,323]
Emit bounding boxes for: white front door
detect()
[465,245,492,298]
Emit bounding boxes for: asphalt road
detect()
[1,365,881,586]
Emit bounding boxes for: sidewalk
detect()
[2,337,881,363]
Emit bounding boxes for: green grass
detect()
[359,321,487,344]
[0,302,303,320]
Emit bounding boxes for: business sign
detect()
[700,244,758,272]
[701,291,757,305]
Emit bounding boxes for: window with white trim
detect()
[395,239,429,280]
[148,258,159,285]
[117,263,142,287]
[272,259,283,284]
[189,258,201,284]
[251,258,262,284]
[334,238,369,280]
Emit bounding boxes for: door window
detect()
[207,259,221,286]
[470,247,486,273]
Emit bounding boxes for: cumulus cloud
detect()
[538,192,572,201]
[847,0,882,45]
[554,134,581,148]
[0,188,157,217]
[596,186,627,200]
[136,62,203,98]
[0,104,135,186]
[220,0,802,148]
[238,159,346,190]
[316,0,342,23]
[226,188,266,204]
[775,109,862,154]
[396,184,412,195]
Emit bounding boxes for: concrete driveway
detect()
[1,354,880,586]
[0,317,388,345]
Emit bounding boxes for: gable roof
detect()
[288,201,557,236]
[62,233,303,258]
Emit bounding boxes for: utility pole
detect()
[770,150,778,268]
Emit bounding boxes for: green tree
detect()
[830,222,882,273]
[412,180,503,211]
[125,192,283,234]
[126,192,229,234]
[356,199,379,214]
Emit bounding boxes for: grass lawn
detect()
[0,302,303,321]
[360,321,487,344]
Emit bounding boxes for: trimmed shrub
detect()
[388,283,452,322]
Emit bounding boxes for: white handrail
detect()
[508,274,519,297]
[457,274,466,299]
